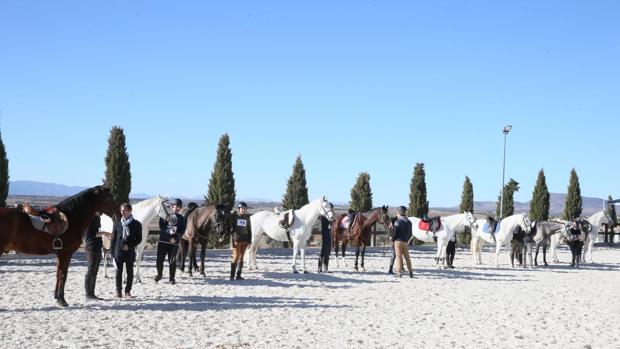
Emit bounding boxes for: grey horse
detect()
[530,221,566,266]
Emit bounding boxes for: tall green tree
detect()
[104,126,131,205]
[562,168,582,220]
[350,172,373,212]
[529,169,550,221]
[206,133,236,207]
[459,176,474,214]
[408,163,429,217]
[282,155,309,210]
[496,178,519,218]
[0,131,9,207]
[607,195,617,225]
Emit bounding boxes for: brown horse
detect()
[178,203,229,277]
[0,185,118,307]
[332,206,390,271]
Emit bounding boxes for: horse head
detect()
[464,212,479,231]
[93,186,120,220]
[378,205,393,231]
[319,196,336,222]
[155,195,172,222]
[213,204,230,241]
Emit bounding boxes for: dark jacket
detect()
[392,216,413,242]
[159,213,186,245]
[231,212,252,243]
[83,215,102,252]
[111,217,142,261]
[320,216,331,243]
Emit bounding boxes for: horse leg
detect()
[586,237,594,263]
[55,254,71,307]
[354,245,360,271]
[495,242,502,267]
[361,244,366,272]
[291,240,299,274]
[542,244,548,266]
[188,240,195,277]
[334,242,340,268]
[135,246,143,283]
[178,240,186,272]
[301,242,307,274]
[342,242,348,267]
[534,243,540,266]
[200,242,206,276]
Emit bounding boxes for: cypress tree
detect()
[282,155,309,210]
[608,195,617,225]
[206,133,236,207]
[350,172,373,212]
[529,169,550,221]
[408,163,429,217]
[0,131,8,207]
[104,126,131,205]
[458,176,474,246]
[562,168,582,220]
[459,176,474,214]
[496,178,519,218]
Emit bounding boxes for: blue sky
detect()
[1,1,618,207]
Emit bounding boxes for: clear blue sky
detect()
[1,1,618,207]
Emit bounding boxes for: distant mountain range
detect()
[434,193,607,216]
[7,180,610,215]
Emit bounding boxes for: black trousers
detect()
[319,237,331,266]
[446,240,456,266]
[156,242,177,280]
[115,257,134,293]
[85,248,101,296]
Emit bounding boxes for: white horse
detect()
[549,210,611,263]
[466,213,490,265]
[466,212,531,266]
[408,213,470,269]
[100,195,169,282]
[247,196,335,273]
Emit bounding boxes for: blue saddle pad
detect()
[483,220,501,234]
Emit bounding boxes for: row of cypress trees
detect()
[0,130,617,227]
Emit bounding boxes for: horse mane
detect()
[132,196,161,210]
[55,185,104,214]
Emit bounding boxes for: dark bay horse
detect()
[178,203,229,277]
[332,206,390,271]
[0,186,118,307]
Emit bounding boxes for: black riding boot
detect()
[388,264,394,274]
[230,263,237,280]
[324,259,329,273]
[236,262,245,280]
[318,259,323,273]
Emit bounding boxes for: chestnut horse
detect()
[0,186,118,307]
[332,206,390,271]
[178,203,229,277]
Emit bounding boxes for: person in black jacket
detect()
[111,203,142,298]
[392,206,413,278]
[155,198,186,284]
[318,214,332,273]
[229,202,252,280]
[83,212,110,300]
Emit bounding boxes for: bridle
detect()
[320,199,335,221]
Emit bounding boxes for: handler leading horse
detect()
[0,185,118,307]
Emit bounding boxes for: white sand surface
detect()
[1,245,619,348]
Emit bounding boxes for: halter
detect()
[465,212,479,232]
[319,199,335,220]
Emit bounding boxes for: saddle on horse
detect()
[418,216,442,241]
[276,209,296,243]
[23,204,69,249]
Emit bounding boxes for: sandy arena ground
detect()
[1,244,619,348]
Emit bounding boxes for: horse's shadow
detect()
[1,295,350,313]
[414,267,533,282]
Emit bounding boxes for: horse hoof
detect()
[200,272,206,277]
[293,270,299,274]
[303,270,308,274]
[56,299,69,308]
